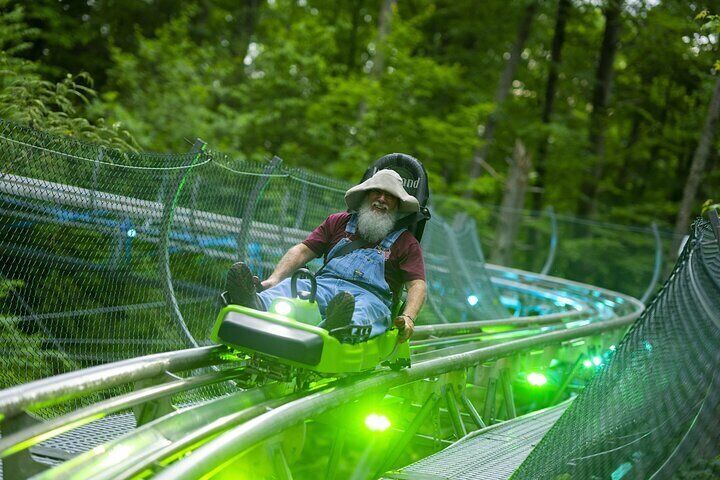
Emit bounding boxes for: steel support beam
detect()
[444,385,466,438]
[0,345,225,419]
[550,354,585,405]
[269,443,294,480]
[324,427,346,480]
[500,367,517,420]
[376,392,441,476]
[460,390,486,429]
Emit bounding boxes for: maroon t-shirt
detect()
[302,212,426,295]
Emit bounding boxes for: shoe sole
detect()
[226,262,259,309]
[325,292,355,332]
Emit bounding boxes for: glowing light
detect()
[467,295,479,306]
[583,360,593,368]
[127,228,137,238]
[609,345,616,351]
[274,301,293,316]
[592,356,602,366]
[364,413,391,432]
[527,372,547,386]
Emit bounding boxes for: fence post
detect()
[640,222,663,304]
[540,206,558,275]
[236,156,283,260]
[707,207,720,247]
[158,139,206,348]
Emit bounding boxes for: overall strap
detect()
[380,228,407,250]
[323,213,364,264]
[325,239,367,264]
[345,213,359,234]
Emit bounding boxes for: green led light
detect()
[274,301,293,316]
[583,360,593,368]
[592,356,602,366]
[364,413,391,432]
[527,372,547,386]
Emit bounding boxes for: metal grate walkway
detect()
[0,413,135,479]
[383,399,573,480]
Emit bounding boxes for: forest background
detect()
[1,0,719,277]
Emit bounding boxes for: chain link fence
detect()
[433,197,681,301]
[0,120,507,411]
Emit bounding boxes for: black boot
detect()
[324,291,355,336]
[224,262,262,310]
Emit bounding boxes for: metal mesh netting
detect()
[421,213,507,323]
[512,218,720,479]
[467,203,679,301]
[0,119,505,409]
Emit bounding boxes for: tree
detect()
[532,0,570,212]
[0,1,135,148]
[491,139,533,265]
[577,0,624,217]
[371,0,397,78]
[673,10,720,248]
[465,0,538,198]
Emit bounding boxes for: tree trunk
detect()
[235,0,261,61]
[465,1,538,198]
[491,140,533,266]
[577,0,623,217]
[358,0,395,119]
[371,0,396,78]
[532,0,571,212]
[673,76,720,249]
[346,0,363,74]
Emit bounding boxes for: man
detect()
[224,169,426,343]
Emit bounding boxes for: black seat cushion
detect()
[217,311,324,366]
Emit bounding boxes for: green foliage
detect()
[0,1,136,149]
[698,9,720,71]
[0,279,80,387]
[3,0,720,291]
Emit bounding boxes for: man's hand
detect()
[394,315,415,343]
[261,244,317,291]
[394,279,425,343]
[258,277,275,291]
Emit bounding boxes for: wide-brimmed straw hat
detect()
[345,169,419,213]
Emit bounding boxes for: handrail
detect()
[32,384,300,480]
[413,310,587,339]
[155,307,643,480]
[0,367,246,459]
[486,264,647,314]
[0,345,226,420]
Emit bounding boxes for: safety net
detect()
[0,119,505,409]
[468,203,679,302]
[512,217,720,479]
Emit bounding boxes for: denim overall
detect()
[258,214,405,337]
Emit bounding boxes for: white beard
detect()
[357,201,397,243]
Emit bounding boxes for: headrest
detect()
[362,153,430,207]
[361,153,431,241]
